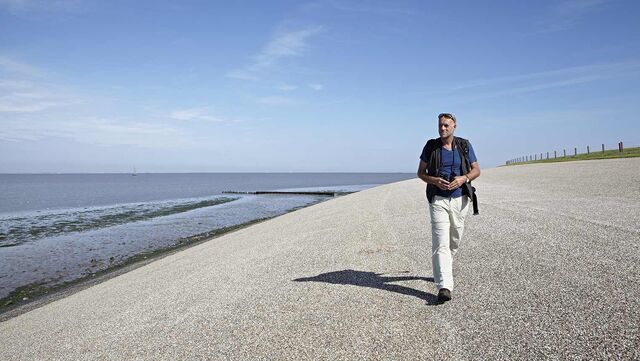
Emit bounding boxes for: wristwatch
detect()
[465,176,471,183]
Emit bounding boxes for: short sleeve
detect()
[467,142,478,163]
[420,143,430,163]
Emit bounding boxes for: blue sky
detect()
[1,0,639,173]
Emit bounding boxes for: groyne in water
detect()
[223,190,353,196]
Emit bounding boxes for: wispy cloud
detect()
[0,0,34,10]
[226,69,259,81]
[535,0,612,33]
[0,56,44,76]
[258,95,297,106]
[169,107,228,123]
[302,1,417,17]
[423,60,640,104]
[227,26,324,81]
[554,0,611,14]
[308,83,324,91]
[451,61,639,91]
[0,56,79,112]
[0,0,85,13]
[0,117,202,149]
[0,91,75,112]
[276,84,298,91]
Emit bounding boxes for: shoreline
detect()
[0,202,313,321]
[0,182,394,320]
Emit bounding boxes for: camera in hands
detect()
[439,172,457,182]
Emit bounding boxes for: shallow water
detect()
[0,173,413,300]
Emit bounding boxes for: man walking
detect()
[417,113,481,302]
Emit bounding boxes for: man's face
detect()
[438,118,456,138]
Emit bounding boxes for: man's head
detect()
[438,113,456,139]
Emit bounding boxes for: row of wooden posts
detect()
[506,142,625,165]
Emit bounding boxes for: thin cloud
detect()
[0,56,79,112]
[227,25,324,81]
[0,56,44,77]
[0,117,202,149]
[258,95,297,106]
[0,0,85,12]
[308,83,324,91]
[453,76,613,104]
[169,107,227,123]
[226,69,258,81]
[302,1,417,17]
[0,0,32,10]
[0,92,74,112]
[554,0,611,14]
[448,61,640,92]
[535,0,612,33]
[421,60,640,104]
[276,84,298,91]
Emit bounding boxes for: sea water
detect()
[0,173,413,300]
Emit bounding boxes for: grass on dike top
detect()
[506,146,640,166]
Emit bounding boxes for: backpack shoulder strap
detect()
[426,138,437,154]
[455,136,469,156]
[425,138,440,170]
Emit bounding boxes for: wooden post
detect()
[602,144,605,153]
[619,142,624,152]
[547,152,549,159]
[587,146,590,154]
[563,149,566,157]
[574,147,577,156]
[554,151,557,158]
[535,154,537,161]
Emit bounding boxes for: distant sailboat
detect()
[132,167,138,176]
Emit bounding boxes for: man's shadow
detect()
[293,270,441,305]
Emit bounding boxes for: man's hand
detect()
[446,176,467,190]
[433,177,450,190]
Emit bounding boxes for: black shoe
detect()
[437,288,452,302]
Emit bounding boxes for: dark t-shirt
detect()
[420,141,477,198]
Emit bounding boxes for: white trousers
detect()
[429,195,470,291]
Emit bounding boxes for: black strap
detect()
[454,137,479,215]
[472,188,479,215]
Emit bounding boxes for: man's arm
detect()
[417,160,450,190]
[447,161,481,190]
[467,161,481,181]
